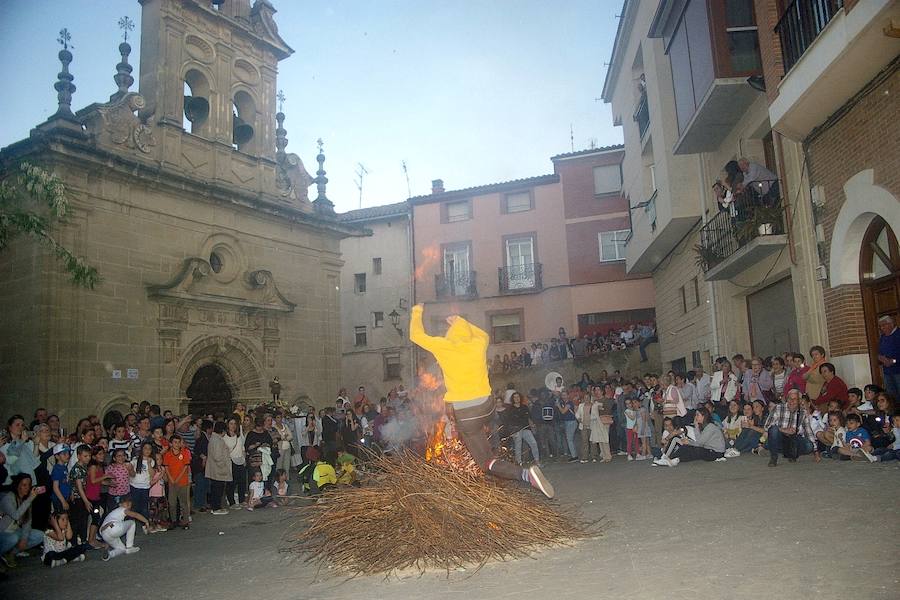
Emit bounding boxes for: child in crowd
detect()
[42,511,90,568]
[100,495,149,560]
[129,441,155,524]
[722,400,744,447]
[151,426,168,450]
[624,399,638,461]
[654,417,677,459]
[86,446,111,518]
[161,435,191,529]
[636,397,652,460]
[873,414,900,462]
[247,469,274,510]
[817,411,846,458]
[336,452,358,484]
[51,444,72,513]
[148,449,167,531]
[803,396,826,438]
[68,444,100,548]
[105,449,131,513]
[272,468,288,505]
[837,413,876,462]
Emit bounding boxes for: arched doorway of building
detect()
[186,364,234,418]
[860,217,900,386]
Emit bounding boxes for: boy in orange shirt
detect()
[161,435,192,529]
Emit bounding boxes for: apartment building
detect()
[756,0,900,386]
[601,0,827,373]
[338,202,415,397]
[409,147,655,363]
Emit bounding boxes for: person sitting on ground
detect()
[42,511,90,568]
[817,411,846,459]
[815,363,849,410]
[836,413,876,462]
[863,392,894,450]
[247,469,275,510]
[335,453,358,486]
[764,389,819,466]
[653,417,678,460]
[722,400,745,452]
[0,473,44,566]
[272,469,290,503]
[100,495,148,560]
[656,408,726,466]
[735,400,767,454]
[873,414,900,462]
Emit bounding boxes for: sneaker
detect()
[627,455,634,461]
[246,506,254,511]
[616,451,627,456]
[1,553,17,568]
[229,505,243,511]
[579,459,588,464]
[652,456,670,467]
[211,509,229,515]
[73,554,86,563]
[724,448,740,458]
[526,465,555,499]
[50,559,66,568]
[591,458,597,463]
[768,455,778,467]
[715,457,727,462]
[668,457,679,466]
[567,456,579,463]
[862,450,878,463]
[635,454,648,461]
[14,551,29,558]
[101,550,110,562]
[125,547,140,555]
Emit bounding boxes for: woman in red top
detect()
[816,362,849,409]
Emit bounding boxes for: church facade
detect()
[0,0,358,425]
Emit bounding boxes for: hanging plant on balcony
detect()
[693,243,722,271]
[736,205,783,242]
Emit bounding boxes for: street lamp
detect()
[389,309,403,336]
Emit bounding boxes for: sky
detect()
[0,0,623,214]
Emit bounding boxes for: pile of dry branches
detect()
[291,451,601,576]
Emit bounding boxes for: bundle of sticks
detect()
[291,451,601,576]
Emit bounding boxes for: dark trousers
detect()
[209,479,226,510]
[765,425,814,457]
[69,500,90,544]
[454,398,523,481]
[639,336,658,361]
[129,486,150,521]
[227,462,246,504]
[672,445,724,462]
[43,543,92,565]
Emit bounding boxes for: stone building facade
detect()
[0,0,358,425]
[337,202,415,399]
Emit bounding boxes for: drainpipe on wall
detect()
[698,153,720,361]
[405,210,417,383]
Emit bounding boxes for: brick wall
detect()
[808,67,900,357]
[555,151,628,219]
[755,0,785,104]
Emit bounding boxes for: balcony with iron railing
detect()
[697,183,788,281]
[776,0,844,73]
[769,0,895,140]
[498,263,542,294]
[435,270,477,299]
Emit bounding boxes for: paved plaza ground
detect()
[3,455,898,600]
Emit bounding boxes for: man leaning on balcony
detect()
[738,157,778,206]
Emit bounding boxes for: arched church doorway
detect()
[186,364,233,418]
[860,217,900,386]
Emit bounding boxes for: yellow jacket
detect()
[409,305,491,402]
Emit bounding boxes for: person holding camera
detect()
[0,473,45,566]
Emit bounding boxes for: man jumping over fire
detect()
[410,304,555,498]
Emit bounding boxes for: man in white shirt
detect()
[738,157,778,196]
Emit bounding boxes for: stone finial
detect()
[52,28,77,120]
[275,90,287,160]
[112,17,135,100]
[312,138,335,215]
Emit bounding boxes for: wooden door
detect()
[860,218,900,386]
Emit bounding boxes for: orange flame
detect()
[425,419,481,477]
[419,371,441,391]
[414,245,440,282]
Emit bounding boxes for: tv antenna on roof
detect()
[355,162,369,209]
[401,160,411,199]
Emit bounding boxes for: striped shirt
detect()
[109,438,133,460]
[179,427,196,452]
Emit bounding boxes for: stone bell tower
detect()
[137,0,310,203]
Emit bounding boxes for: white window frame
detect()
[373,311,384,328]
[599,229,630,262]
[354,325,367,347]
[593,164,622,195]
[504,191,532,214]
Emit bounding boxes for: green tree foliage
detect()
[0,162,99,288]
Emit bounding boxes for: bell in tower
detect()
[137,0,293,194]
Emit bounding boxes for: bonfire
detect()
[292,422,601,576]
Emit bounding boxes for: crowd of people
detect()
[2,316,897,577]
[488,322,658,373]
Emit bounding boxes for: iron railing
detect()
[698,188,784,272]
[499,263,542,294]
[634,92,650,140]
[776,0,844,73]
[435,270,477,299]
